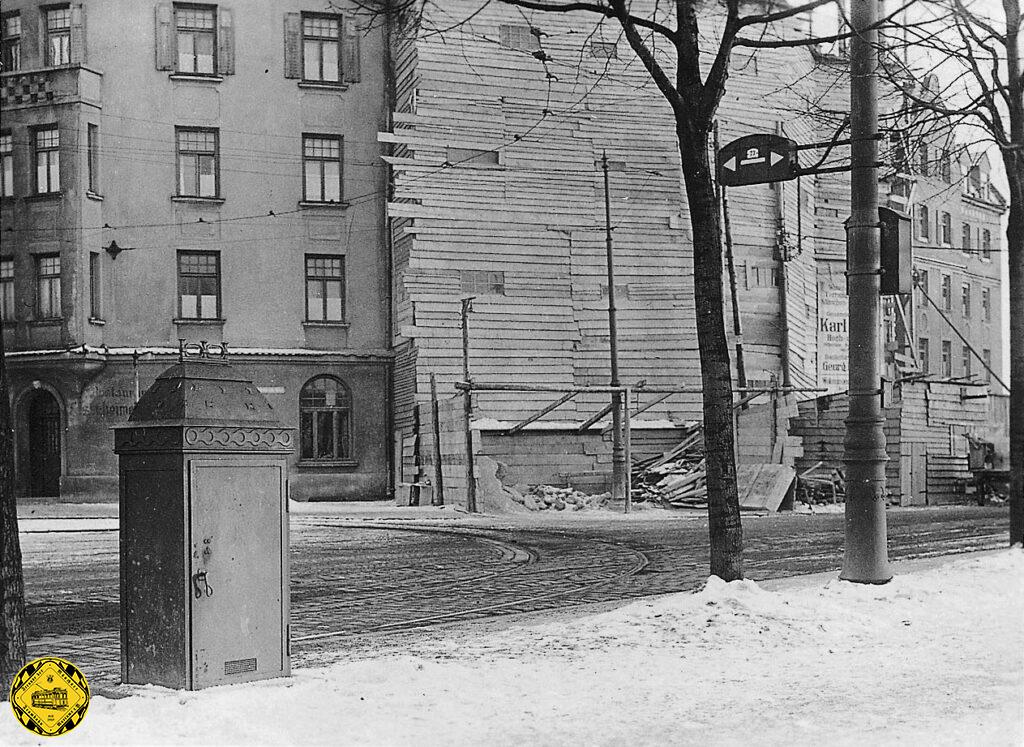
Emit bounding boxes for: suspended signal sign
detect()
[717,134,800,187]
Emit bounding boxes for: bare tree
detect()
[0,323,26,698]
[478,0,860,580]
[875,0,1023,545]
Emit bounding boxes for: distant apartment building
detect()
[811,66,1005,393]
[1,1,390,501]
[902,149,1005,387]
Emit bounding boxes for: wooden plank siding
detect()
[386,2,825,474]
[791,380,989,503]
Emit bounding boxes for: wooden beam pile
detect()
[631,424,708,507]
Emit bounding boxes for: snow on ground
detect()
[3,550,1021,746]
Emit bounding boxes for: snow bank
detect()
[3,551,1020,746]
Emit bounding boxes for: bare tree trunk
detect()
[679,129,744,581]
[0,324,27,698]
[1003,0,1023,547]
[1004,167,1023,546]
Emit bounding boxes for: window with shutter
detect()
[174,4,217,75]
[287,12,360,86]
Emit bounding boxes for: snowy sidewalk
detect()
[3,549,1021,746]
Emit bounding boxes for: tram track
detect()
[291,523,649,643]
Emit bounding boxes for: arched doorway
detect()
[26,390,62,497]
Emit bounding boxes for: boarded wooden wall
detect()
[791,380,990,503]
[386,2,826,461]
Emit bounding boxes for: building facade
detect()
[385,2,821,495]
[1,0,391,501]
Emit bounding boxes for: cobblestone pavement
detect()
[21,505,1008,692]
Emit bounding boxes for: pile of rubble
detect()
[631,424,707,508]
[511,485,612,511]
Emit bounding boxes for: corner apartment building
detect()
[1,1,390,501]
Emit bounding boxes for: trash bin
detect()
[114,344,293,689]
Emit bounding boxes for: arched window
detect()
[299,376,351,461]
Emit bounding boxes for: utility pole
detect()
[429,373,445,507]
[843,0,892,583]
[460,297,478,513]
[602,151,625,505]
[713,124,748,397]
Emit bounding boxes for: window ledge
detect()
[169,73,224,83]
[172,196,225,205]
[302,321,350,329]
[298,81,348,92]
[173,317,225,326]
[297,459,358,469]
[24,191,62,202]
[299,200,349,209]
[88,316,106,326]
[29,318,62,326]
[86,191,104,202]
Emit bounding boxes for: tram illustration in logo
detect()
[9,658,90,737]
[31,686,70,711]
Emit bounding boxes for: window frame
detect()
[35,253,61,320]
[301,12,342,84]
[961,283,971,318]
[917,337,929,375]
[1,12,21,72]
[304,254,345,323]
[916,204,929,240]
[962,344,972,378]
[961,222,972,254]
[301,133,343,203]
[939,211,952,245]
[0,257,14,321]
[298,375,353,463]
[174,3,217,75]
[941,274,952,311]
[982,349,992,383]
[87,123,100,194]
[918,142,929,176]
[89,251,101,320]
[499,23,538,51]
[981,229,992,260]
[941,340,952,378]
[175,126,219,198]
[32,125,60,195]
[0,131,12,198]
[460,269,506,295]
[176,250,221,320]
[981,288,991,323]
[44,5,71,67]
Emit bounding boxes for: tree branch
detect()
[496,0,677,40]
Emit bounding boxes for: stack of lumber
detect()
[632,425,708,507]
